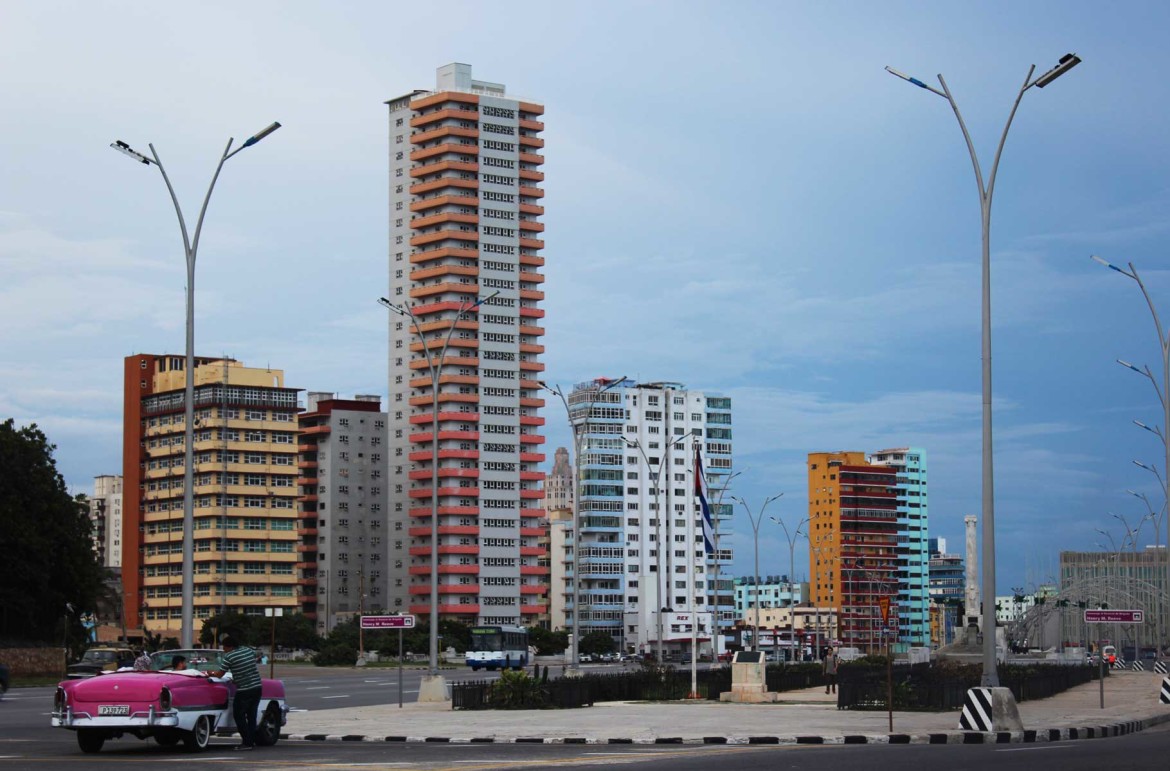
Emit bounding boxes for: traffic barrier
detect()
[1131,661,1145,672]
[958,688,993,731]
[1154,661,1168,675]
[1161,677,1170,705]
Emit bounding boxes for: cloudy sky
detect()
[4,0,1170,594]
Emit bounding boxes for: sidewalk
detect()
[285,670,1170,745]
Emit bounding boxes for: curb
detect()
[283,714,1170,746]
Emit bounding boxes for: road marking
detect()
[321,694,351,699]
[305,686,331,690]
[998,745,1077,752]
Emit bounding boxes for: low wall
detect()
[2,647,66,678]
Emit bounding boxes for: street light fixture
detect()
[731,493,783,656]
[377,290,498,691]
[769,513,807,660]
[539,375,626,673]
[887,53,1081,689]
[111,123,281,648]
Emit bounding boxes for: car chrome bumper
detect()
[52,706,180,729]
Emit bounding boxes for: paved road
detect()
[1,722,1167,770]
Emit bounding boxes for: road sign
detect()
[1084,609,1143,624]
[360,614,416,629]
[878,597,891,623]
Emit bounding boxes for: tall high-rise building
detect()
[870,447,929,648]
[807,451,899,652]
[89,474,124,569]
[122,354,301,634]
[385,63,548,626]
[545,446,574,511]
[928,537,964,647]
[296,393,390,634]
[566,379,733,655]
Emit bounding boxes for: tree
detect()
[199,611,321,650]
[0,419,105,645]
[578,630,615,657]
[527,626,568,655]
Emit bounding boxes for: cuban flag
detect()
[694,444,715,557]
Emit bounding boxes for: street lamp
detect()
[769,513,807,659]
[624,433,691,664]
[888,53,1081,688]
[708,471,742,659]
[111,123,281,648]
[378,290,498,690]
[539,376,626,673]
[731,493,783,655]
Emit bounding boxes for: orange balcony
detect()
[296,476,318,486]
[409,374,479,389]
[409,337,478,353]
[409,544,479,556]
[409,411,480,426]
[411,194,478,213]
[520,565,550,575]
[520,507,545,518]
[410,125,479,145]
[407,355,478,370]
[408,485,480,498]
[410,143,479,162]
[519,415,544,426]
[519,237,544,250]
[519,452,546,463]
[519,152,544,165]
[519,253,545,268]
[518,101,544,116]
[519,307,545,319]
[410,229,479,248]
[409,564,479,575]
[518,169,544,182]
[409,584,481,595]
[518,220,545,233]
[519,118,545,131]
[409,430,481,444]
[297,460,318,470]
[408,447,479,461]
[520,584,548,595]
[410,177,478,196]
[300,424,330,436]
[411,160,479,179]
[411,91,479,110]
[411,604,480,616]
[519,186,544,199]
[411,211,479,229]
[519,273,545,286]
[518,134,545,148]
[408,467,479,480]
[520,605,547,615]
[519,325,545,337]
[518,360,546,372]
[410,525,479,537]
[518,202,544,215]
[410,108,480,127]
[520,547,547,557]
[519,397,545,408]
[410,246,480,266]
[298,494,318,503]
[519,343,545,355]
[520,471,544,481]
[409,393,478,407]
[520,527,545,537]
[409,505,480,518]
[520,489,545,500]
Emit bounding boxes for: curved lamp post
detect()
[1093,256,1170,656]
[770,513,808,659]
[731,493,783,654]
[539,376,626,673]
[111,123,281,648]
[378,290,498,684]
[887,53,1081,687]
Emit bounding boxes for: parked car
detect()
[66,647,136,679]
[52,648,287,754]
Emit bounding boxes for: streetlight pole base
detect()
[417,674,450,703]
[958,687,1022,732]
[562,664,584,679]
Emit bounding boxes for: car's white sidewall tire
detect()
[184,714,212,752]
[255,706,281,747]
[77,729,105,754]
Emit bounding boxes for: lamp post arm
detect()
[984,66,1036,207]
[936,75,988,206]
[189,138,235,262]
[147,144,193,259]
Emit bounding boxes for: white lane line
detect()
[305,686,331,690]
[321,694,351,699]
[998,745,1077,752]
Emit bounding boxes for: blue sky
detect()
[3,0,1170,594]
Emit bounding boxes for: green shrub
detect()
[313,644,358,667]
[489,669,546,709]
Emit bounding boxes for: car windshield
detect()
[80,650,119,664]
[149,649,223,672]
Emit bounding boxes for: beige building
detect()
[122,355,301,634]
[89,474,124,569]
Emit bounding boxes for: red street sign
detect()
[1084,609,1143,624]
[360,614,416,629]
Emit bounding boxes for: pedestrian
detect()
[211,635,263,751]
[822,649,839,694]
[133,649,152,671]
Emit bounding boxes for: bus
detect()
[467,625,529,671]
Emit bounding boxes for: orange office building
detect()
[384,63,548,626]
[808,451,900,652]
[122,354,301,635]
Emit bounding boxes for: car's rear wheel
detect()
[183,715,212,752]
[254,705,281,747]
[154,731,181,747]
[77,729,105,754]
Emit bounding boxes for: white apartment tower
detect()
[385,63,548,626]
[567,380,733,655]
[89,474,124,569]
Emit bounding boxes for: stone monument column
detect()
[964,515,981,643]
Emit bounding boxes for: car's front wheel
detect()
[183,714,212,752]
[77,729,105,754]
[254,705,281,747]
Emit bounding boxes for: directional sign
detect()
[360,614,416,629]
[1084,609,1143,624]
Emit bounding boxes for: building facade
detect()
[870,447,929,648]
[808,451,899,653]
[385,63,548,626]
[296,393,390,634]
[1058,548,1169,653]
[733,575,804,623]
[89,474,124,569]
[927,537,964,647]
[545,446,574,511]
[568,379,734,656]
[121,355,300,634]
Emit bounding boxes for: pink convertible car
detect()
[51,648,288,753]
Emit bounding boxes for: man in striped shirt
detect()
[212,635,263,750]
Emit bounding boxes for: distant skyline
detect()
[4,1,1170,593]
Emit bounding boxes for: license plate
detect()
[98,705,130,716]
